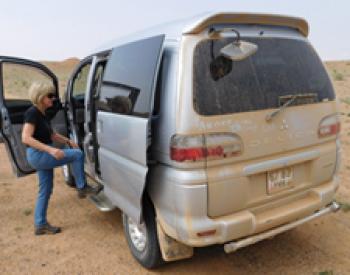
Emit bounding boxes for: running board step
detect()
[88,191,116,212]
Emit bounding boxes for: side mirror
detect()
[220,40,258,61]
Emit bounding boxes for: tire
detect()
[122,197,163,269]
[61,164,76,188]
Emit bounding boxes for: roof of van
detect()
[93,12,309,54]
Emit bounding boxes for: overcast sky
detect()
[0,0,348,61]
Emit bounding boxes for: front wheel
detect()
[122,199,163,269]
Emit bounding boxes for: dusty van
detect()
[0,12,341,268]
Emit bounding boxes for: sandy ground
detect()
[1,61,350,275]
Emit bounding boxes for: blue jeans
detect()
[26,146,87,227]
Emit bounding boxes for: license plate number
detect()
[267,167,293,194]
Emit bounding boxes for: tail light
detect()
[170,135,206,162]
[170,133,243,162]
[318,114,341,138]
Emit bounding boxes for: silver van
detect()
[0,12,341,268]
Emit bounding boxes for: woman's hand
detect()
[49,148,65,160]
[51,132,79,149]
[67,140,79,149]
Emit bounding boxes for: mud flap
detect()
[156,220,193,262]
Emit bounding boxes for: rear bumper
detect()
[224,201,340,253]
[150,170,339,247]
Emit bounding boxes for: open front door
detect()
[0,56,64,177]
[96,35,164,223]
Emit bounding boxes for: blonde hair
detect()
[29,82,55,106]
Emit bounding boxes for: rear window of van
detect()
[193,38,335,116]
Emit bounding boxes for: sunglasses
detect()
[47,93,56,99]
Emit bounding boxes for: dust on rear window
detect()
[193,37,335,116]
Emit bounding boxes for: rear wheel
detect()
[61,164,76,188]
[122,197,163,269]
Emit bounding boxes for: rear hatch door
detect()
[192,36,338,217]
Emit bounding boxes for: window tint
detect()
[193,38,335,116]
[97,84,138,115]
[1,63,56,123]
[72,63,91,98]
[97,35,164,117]
[2,63,54,101]
[91,62,106,98]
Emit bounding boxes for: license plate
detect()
[267,167,293,194]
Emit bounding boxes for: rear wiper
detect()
[265,94,299,122]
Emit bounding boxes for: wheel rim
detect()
[62,165,69,179]
[127,216,147,252]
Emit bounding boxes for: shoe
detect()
[77,184,99,199]
[35,223,61,235]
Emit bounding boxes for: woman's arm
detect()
[22,123,64,159]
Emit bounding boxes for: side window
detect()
[72,63,91,98]
[2,63,54,101]
[97,35,164,117]
[97,84,138,115]
[91,62,106,99]
[2,63,55,124]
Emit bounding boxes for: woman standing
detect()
[22,82,97,235]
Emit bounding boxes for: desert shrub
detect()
[333,69,344,81]
[339,201,350,213]
[340,97,350,105]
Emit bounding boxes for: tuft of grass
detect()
[319,271,334,275]
[341,203,350,213]
[333,69,344,81]
[337,201,350,213]
[23,208,32,216]
[340,97,350,105]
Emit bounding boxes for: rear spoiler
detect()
[183,12,309,37]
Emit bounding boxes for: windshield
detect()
[193,37,335,116]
